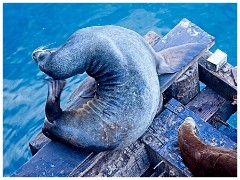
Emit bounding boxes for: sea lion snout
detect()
[32,50,50,63]
[183,117,196,127]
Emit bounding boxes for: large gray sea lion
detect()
[32,25,205,151]
[178,117,237,177]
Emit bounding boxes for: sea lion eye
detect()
[38,53,46,60]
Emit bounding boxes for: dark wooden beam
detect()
[70,140,150,177]
[198,51,237,101]
[186,86,237,142]
[29,131,51,155]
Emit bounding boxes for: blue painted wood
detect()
[141,98,237,177]
[185,86,237,142]
[218,125,237,143]
[153,18,215,52]
[152,18,215,92]
[165,98,237,149]
[13,141,94,177]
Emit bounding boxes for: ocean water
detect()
[3,3,237,176]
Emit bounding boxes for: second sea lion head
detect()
[184,117,196,128]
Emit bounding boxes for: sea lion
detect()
[178,117,237,177]
[32,25,205,151]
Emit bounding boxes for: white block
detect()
[206,49,227,72]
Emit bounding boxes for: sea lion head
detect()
[32,49,51,63]
[32,47,62,79]
[184,117,196,128]
[32,41,91,80]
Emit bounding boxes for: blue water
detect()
[3,3,237,176]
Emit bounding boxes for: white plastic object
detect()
[206,49,227,72]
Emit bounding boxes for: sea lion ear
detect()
[155,43,206,75]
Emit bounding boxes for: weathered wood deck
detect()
[13,18,237,177]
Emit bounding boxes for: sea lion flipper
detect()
[156,43,206,74]
[68,76,97,103]
[45,79,66,122]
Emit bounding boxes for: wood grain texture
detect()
[29,131,51,155]
[70,140,150,177]
[13,141,93,177]
[153,19,214,93]
[164,63,200,105]
[186,86,236,133]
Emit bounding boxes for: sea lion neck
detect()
[86,39,127,87]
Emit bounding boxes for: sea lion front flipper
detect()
[45,79,66,123]
[156,43,206,74]
[68,76,97,103]
[67,76,97,110]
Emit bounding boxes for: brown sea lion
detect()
[178,117,237,177]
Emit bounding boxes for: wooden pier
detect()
[13,18,237,177]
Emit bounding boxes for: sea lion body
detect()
[33,25,205,151]
[178,117,237,177]
[33,26,161,151]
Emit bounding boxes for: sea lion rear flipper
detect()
[156,43,206,74]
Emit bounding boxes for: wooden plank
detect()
[141,98,237,177]
[198,51,237,101]
[141,109,192,177]
[186,87,237,142]
[231,66,237,85]
[186,87,236,123]
[153,19,214,93]
[165,99,236,149]
[13,141,94,177]
[70,140,150,177]
[218,124,237,143]
[141,159,182,177]
[186,86,225,121]
[153,18,215,51]
[29,132,51,155]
